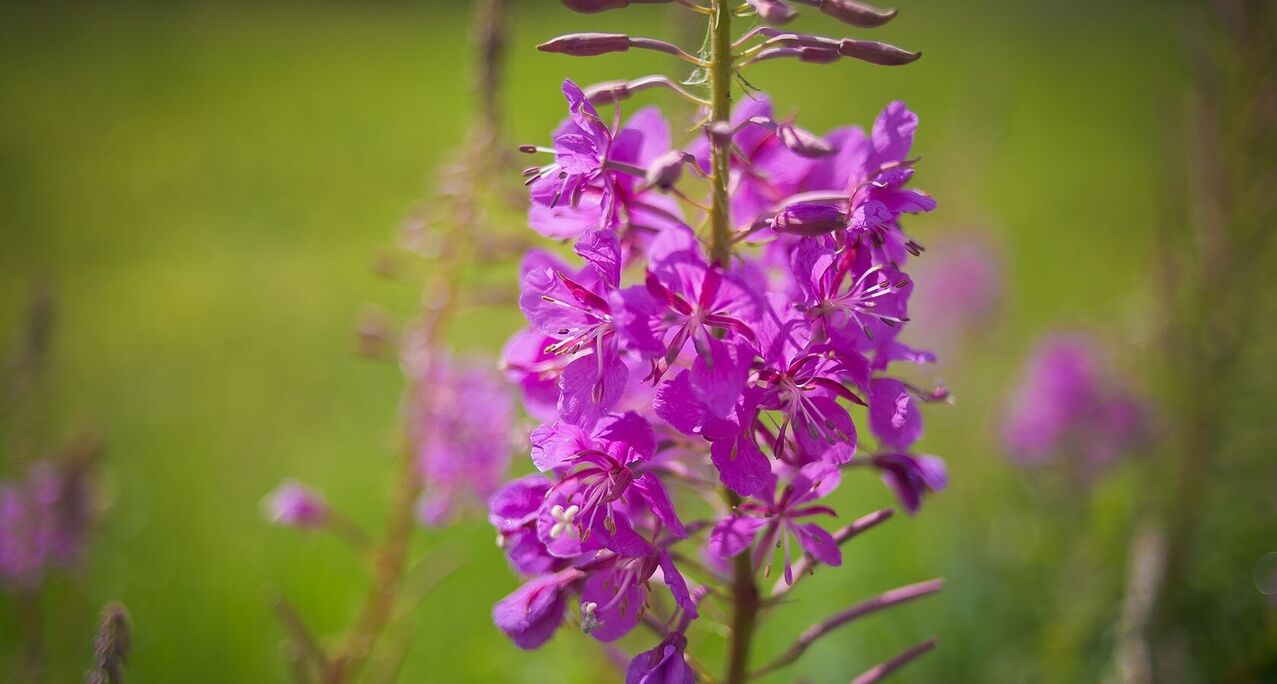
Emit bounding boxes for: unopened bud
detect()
[838,39,920,66]
[747,0,798,24]
[538,33,632,57]
[772,203,848,236]
[778,124,835,157]
[645,150,690,190]
[561,0,670,12]
[796,46,842,64]
[708,121,734,147]
[819,0,897,27]
[584,80,632,105]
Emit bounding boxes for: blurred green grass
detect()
[0,1,1208,681]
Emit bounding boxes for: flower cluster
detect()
[1002,333,1148,479]
[493,61,947,675]
[0,459,94,590]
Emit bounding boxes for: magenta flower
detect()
[1002,333,1148,477]
[577,535,697,642]
[528,81,684,244]
[531,412,684,557]
[619,227,761,403]
[709,461,844,585]
[519,234,629,427]
[801,101,935,264]
[790,237,913,362]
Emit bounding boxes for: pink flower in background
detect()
[908,234,1003,345]
[404,350,514,526]
[264,480,329,529]
[1,461,94,589]
[1002,333,1148,476]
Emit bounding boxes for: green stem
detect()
[708,3,754,681]
[707,0,734,268]
[724,491,758,684]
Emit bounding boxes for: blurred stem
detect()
[325,1,502,680]
[707,0,734,268]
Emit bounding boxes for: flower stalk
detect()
[498,0,942,681]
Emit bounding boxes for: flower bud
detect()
[265,480,329,528]
[584,79,632,105]
[645,150,690,190]
[772,202,848,236]
[707,121,734,147]
[819,0,897,27]
[838,39,921,66]
[796,46,842,64]
[747,0,798,24]
[538,33,632,57]
[778,124,835,157]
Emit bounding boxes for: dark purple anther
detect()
[778,124,835,157]
[538,33,632,57]
[818,0,897,27]
[772,202,848,236]
[838,39,921,66]
[748,0,798,24]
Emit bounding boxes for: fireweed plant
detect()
[492,0,948,681]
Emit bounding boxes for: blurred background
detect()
[1,0,1274,681]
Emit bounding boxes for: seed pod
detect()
[778,124,836,157]
[838,39,921,66]
[538,33,632,57]
[772,202,848,236]
[747,0,798,24]
[819,0,897,27]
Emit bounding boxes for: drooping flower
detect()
[870,452,947,514]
